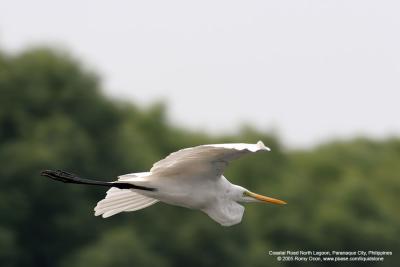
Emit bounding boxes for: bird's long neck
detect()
[41,170,156,191]
[219,177,244,201]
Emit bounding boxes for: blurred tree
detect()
[0,47,399,267]
[63,227,168,267]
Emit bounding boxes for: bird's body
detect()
[42,141,286,226]
[117,172,246,225]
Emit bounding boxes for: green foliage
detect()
[63,227,168,267]
[0,47,398,267]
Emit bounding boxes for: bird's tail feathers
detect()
[94,187,158,218]
[41,169,156,191]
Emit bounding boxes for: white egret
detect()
[42,141,286,226]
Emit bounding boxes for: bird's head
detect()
[233,185,287,205]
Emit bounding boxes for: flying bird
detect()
[41,141,286,226]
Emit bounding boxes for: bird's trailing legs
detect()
[41,170,156,191]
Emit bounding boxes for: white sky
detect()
[1,1,399,148]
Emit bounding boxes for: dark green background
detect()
[0,47,398,267]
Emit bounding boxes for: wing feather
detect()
[94,187,158,218]
[150,141,270,178]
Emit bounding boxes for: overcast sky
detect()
[1,1,399,147]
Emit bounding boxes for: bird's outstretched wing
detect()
[150,141,270,178]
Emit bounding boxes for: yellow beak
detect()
[245,191,287,205]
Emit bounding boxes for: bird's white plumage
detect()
[203,198,245,226]
[150,141,270,178]
[94,173,158,218]
[94,141,279,226]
